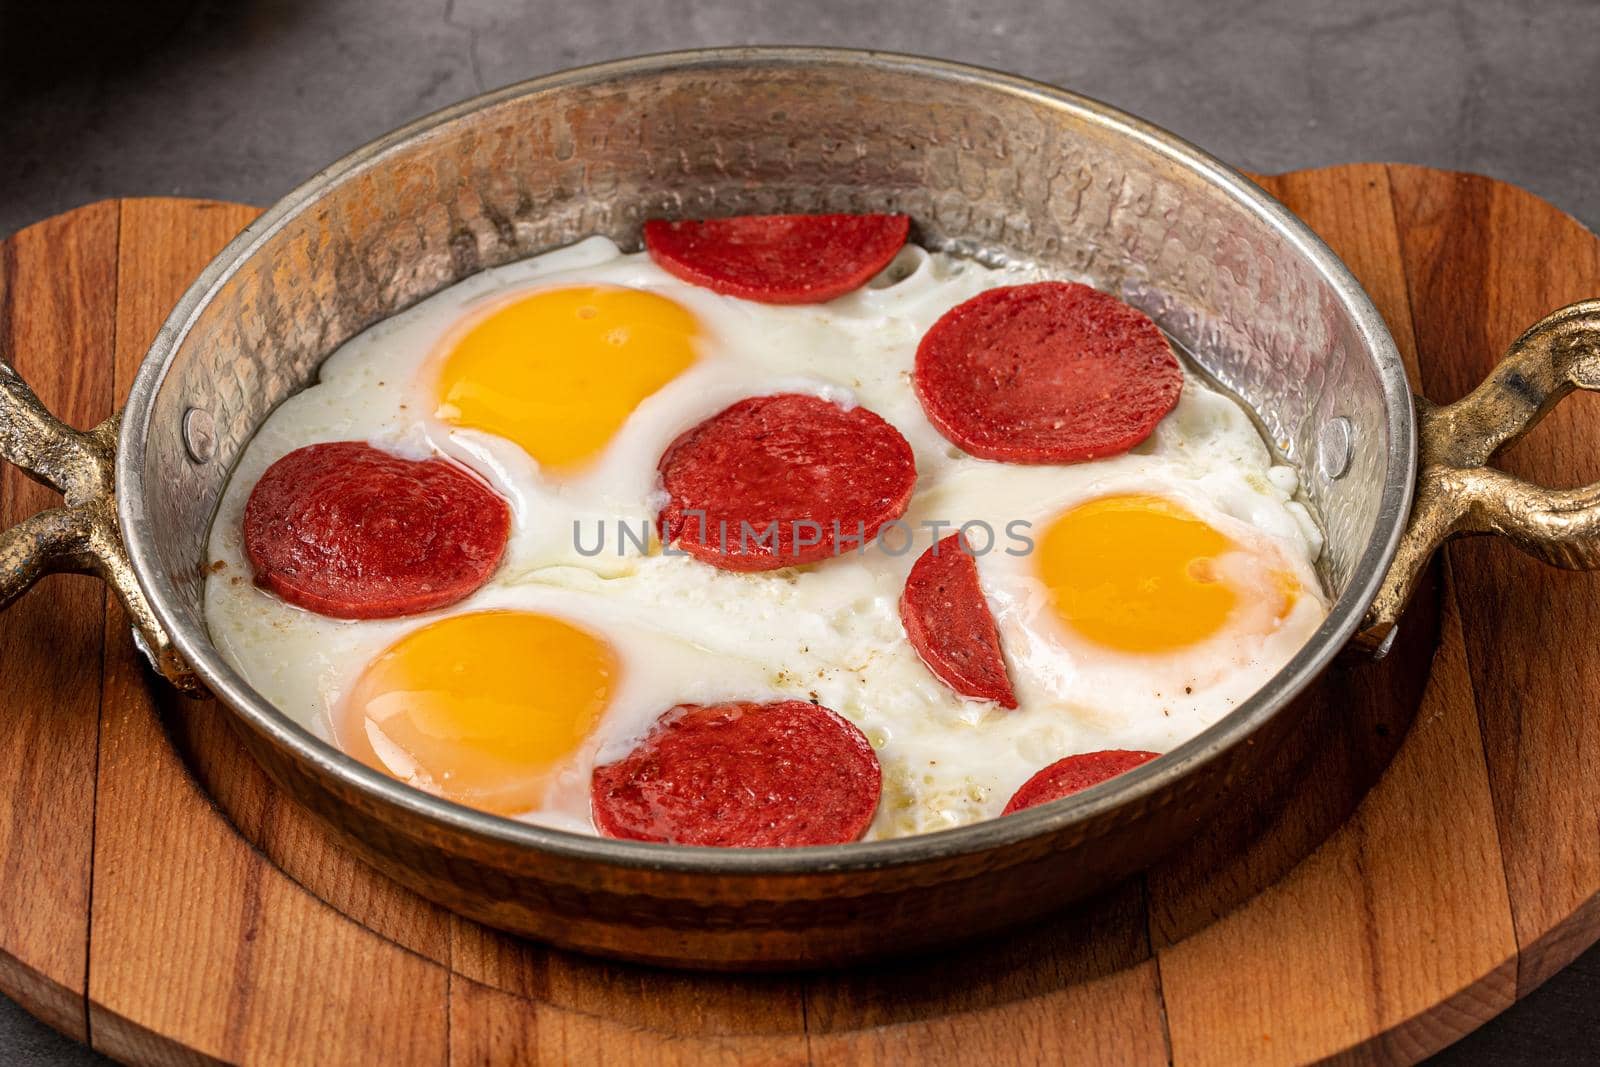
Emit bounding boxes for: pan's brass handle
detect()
[0,358,198,691]
[1358,299,1600,653]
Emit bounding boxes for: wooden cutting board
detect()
[0,164,1597,1066]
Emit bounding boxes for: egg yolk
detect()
[338,611,617,815]
[434,286,700,473]
[1036,494,1296,653]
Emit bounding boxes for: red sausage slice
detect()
[900,535,1017,708]
[244,441,510,619]
[591,700,882,847]
[914,281,1183,463]
[657,393,916,572]
[643,213,910,305]
[1002,750,1161,815]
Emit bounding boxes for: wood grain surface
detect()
[0,165,1595,1065]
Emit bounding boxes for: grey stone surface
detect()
[3,0,1600,238]
[1,0,1597,1062]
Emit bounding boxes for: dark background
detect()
[2,0,1598,1062]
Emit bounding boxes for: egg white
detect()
[203,237,1327,839]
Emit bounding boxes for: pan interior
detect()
[119,50,1411,866]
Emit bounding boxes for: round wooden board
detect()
[0,164,1597,1065]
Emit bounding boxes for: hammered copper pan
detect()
[3,48,1599,969]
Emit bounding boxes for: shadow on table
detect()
[2,2,194,89]
[0,0,308,97]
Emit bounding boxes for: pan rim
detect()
[117,45,1416,876]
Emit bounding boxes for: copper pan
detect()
[3,48,1597,969]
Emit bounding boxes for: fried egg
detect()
[203,237,1327,839]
